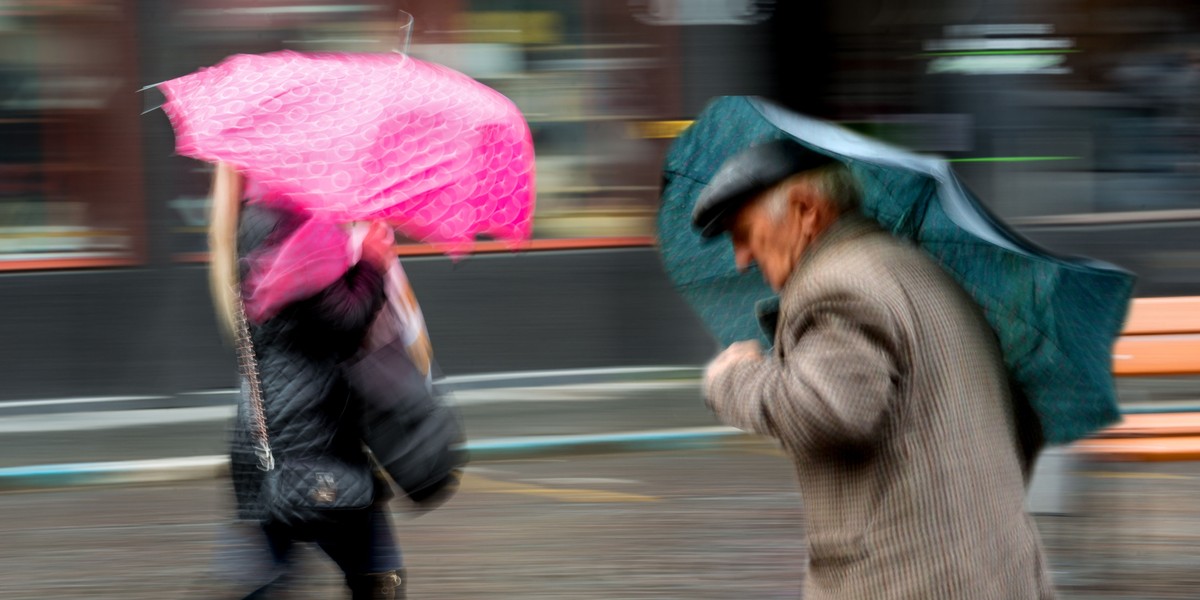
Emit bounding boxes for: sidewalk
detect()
[0,366,1188,511]
[6,449,1199,599]
[1,370,1197,598]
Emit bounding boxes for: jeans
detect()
[227,505,401,598]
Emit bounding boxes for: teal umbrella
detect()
[657,96,1135,445]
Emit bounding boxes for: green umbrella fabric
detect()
[657,96,1135,445]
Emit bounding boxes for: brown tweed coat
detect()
[706,215,1056,599]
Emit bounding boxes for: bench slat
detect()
[1072,436,1200,462]
[1122,297,1200,335]
[1092,413,1200,438]
[1112,335,1200,376]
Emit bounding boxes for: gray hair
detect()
[765,163,861,220]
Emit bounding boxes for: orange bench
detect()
[1077,296,1200,461]
[1045,299,1200,578]
[1112,297,1200,376]
[1089,413,1200,438]
[1073,413,1200,461]
[1072,436,1200,462]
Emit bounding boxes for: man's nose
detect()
[734,247,754,273]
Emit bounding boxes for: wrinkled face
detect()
[729,192,801,291]
[728,183,833,292]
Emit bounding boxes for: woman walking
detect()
[155,47,534,596]
[210,162,406,599]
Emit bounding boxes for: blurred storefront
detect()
[1,0,1198,401]
[816,0,1200,222]
[4,0,1198,267]
[0,0,692,269]
[0,0,145,267]
[0,1,708,401]
[138,0,687,262]
[806,0,1200,297]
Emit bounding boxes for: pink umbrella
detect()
[159,50,536,255]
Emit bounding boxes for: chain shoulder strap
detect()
[235,295,275,472]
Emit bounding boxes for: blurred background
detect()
[1,1,1200,597]
[2,0,1197,398]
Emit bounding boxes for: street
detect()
[3,442,1200,599]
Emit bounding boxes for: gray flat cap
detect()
[692,138,835,238]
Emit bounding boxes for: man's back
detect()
[773,216,1056,599]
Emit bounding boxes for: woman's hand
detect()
[359,221,396,272]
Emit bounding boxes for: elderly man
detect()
[697,140,1056,599]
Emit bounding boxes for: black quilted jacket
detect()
[228,204,387,521]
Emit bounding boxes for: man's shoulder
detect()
[792,226,922,290]
[779,223,960,333]
[797,222,994,338]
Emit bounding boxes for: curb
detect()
[438,367,704,392]
[0,456,230,491]
[1116,403,1200,415]
[0,427,753,492]
[465,426,750,461]
[0,366,705,418]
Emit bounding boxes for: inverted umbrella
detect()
[658,96,1135,445]
[158,50,536,255]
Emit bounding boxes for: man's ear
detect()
[786,181,819,223]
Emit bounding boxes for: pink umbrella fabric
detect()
[240,216,358,323]
[159,50,536,255]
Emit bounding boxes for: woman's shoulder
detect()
[237,203,306,256]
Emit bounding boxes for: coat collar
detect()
[779,213,882,299]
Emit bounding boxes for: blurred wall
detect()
[0,249,717,401]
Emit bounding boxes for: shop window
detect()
[0,0,144,269]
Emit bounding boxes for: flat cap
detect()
[692,138,835,238]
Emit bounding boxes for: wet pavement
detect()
[2,444,1200,599]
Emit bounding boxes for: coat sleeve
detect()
[705,296,904,452]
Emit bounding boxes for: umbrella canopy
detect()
[658,96,1135,445]
[159,50,536,255]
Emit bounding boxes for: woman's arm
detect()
[299,262,388,336]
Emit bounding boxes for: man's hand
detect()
[703,340,764,402]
